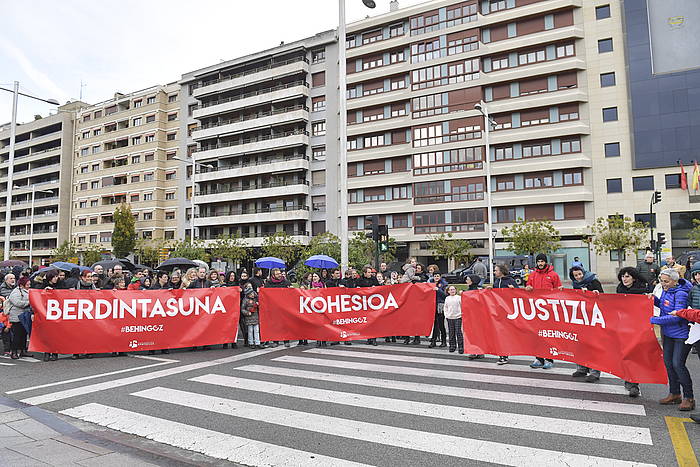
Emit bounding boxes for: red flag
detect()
[680,161,688,190]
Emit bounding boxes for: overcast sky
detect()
[0,0,426,124]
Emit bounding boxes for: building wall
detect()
[0,106,78,265]
[71,84,181,252]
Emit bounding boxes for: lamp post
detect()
[0,82,59,261]
[475,101,496,283]
[338,0,377,273]
[23,186,54,267]
[174,157,213,241]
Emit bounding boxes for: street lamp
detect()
[14,185,54,267]
[338,0,377,273]
[0,82,59,261]
[173,156,213,240]
[475,101,497,283]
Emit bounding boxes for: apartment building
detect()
[71,84,181,251]
[343,0,591,276]
[179,30,339,246]
[0,104,80,265]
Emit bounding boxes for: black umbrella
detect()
[92,259,122,271]
[0,260,27,268]
[156,257,198,271]
[117,258,137,272]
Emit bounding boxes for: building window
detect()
[78,218,87,226]
[131,175,140,183]
[563,170,583,185]
[635,213,656,228]
[146,115,155,123]
[312,49,325,63]
[598,38,613,53]
[600,72,616,87]
[604,142,620,157]
[312,146,326,161]
[89,217,98,225]
[78,236,85,244]
[143,212,153,220]
[143,193,153,201]
[90,199,98,207]
[91,181,99,189]
[390,23,404,37]
[133,117,142,126]
[168,94,178,103]
[165,171,176,180]
[312,121,326,136]
[496,207,516,223]
[146,96,156,104]
[602,107,618,122]
[166,132,176,141]
[80,166,88,174]
[132,136,141,145]
[79,201,87,208]
[312,72,325,87]
[145,153,154,162]
[80,147,89,156]
[312,96,326,112]
[632,176,654,191]
[144,172,154,181]
[165,231,175,240]
[167,113,177,121]
[130,194,139,203]
[93,128,101,136]
[596,5,611,19]
[607,178,622,193]
[89,235,97,243]
[82,131,90,139]
[165,211,175,220]
[132,155,141,164]
[133,100,142,108]
[145,134,155,142]
[165,192,175,200]
[666,173,684,189]
[312,170,326,186]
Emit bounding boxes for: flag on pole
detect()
[693,161,700,191]
[680,160,688,190]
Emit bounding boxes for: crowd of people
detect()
[1,252,699,420]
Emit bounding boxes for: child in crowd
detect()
[443,285,464,354]
[241,284,263,349]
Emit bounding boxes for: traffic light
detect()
[653,191,662,204]
[657,232,666,248]
[377,225,389,253]
[365,215,379,241]
[650,240,657,253]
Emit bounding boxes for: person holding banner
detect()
[401,258,421,345]
[616,267,648,397]
[265,268,295,347]
[357,266,380,346]
[651,269,695,411]
[428,272,448,349]
[5,277,32,360]
[569,266,604,382]
[526,254,562,369]
[492,264,518,365]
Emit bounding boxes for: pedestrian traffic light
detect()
[657,232,666,248]
[653,191,662,204]
[365,215,379,241]
[377,225,389,253]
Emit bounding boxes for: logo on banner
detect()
[299,292,399,314]
[549,347,558,356]
[129,340,138,349]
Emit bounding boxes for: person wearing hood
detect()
[400,258,417,284]
[569,266,604,382]
[651,268,695,411]
[526,254,562,369]
[464,275,485,359]
[61,267,80,290]
[0,273,16,298]
[4,277,32,359]
[615,267,649,397]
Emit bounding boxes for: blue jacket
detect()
[652,278,692,338]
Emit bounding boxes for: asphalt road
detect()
[1,342,698,466]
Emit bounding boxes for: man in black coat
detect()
[355,266,379,346]
[264,268,293,347]
[570,266,605,382]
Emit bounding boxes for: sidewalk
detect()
[0,397,194,466]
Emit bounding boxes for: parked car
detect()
[443,255,533,285]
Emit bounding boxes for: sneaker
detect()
[629,386,641,398]
[467,354,484,360]
[344,342,352,346]
[530,360,544,369]
[585,374,600,383]
[497,356,509,365]
[571,370,588,378]
[542,361,554,370]
[449,348,456,353]
[284,342,291,348]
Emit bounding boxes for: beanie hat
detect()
[536,253,547,263]
[691,261,700,275]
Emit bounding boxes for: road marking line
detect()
[305,348,617,379]
[0,362,14,366]
[130,355,179,363]
[132,386,656,467]
[666,416,700,467]
[273,356,629,395]
[19,347,286,405]
[61,403,369,467]
[234,364,646,415]
[6,361,174,394]
[0,354,40,363]
[193,373,651,444]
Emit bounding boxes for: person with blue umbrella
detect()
[264,267,295,347]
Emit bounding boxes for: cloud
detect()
[0,37,70,103]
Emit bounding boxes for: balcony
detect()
[192,105,308,140]
[193,57,309,97]
[193,82,309,119]
[195,130,309,159]
[200,231,310,248]
[195,205,310,226]
[195,155,309,182]
[196,180,309,203]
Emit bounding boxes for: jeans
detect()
[10,323,27,352]
[431,305,446,343]
[247,324,261,346]
[662,335,693,398]
[446,318,464,351]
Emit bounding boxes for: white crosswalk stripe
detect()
[53,345,656,466]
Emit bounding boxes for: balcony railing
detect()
[198,205,309,218]
[197,81,308,109]
[200,230,309,240]
[196,105,308,131]
[192,56,308,90]
[197,129,309,152]
[197,179,309,196]
[201,154,308,173]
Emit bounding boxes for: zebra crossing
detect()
[49,343,669,466]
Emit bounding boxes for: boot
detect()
[222,343,229,349]
[10,351,19,360]
[660,394,682,405]
[412,336,421,345]
[680,398,696,411]
[403,337,411,345]
[43,353,50,362]
[439,340,447,348]
[384,337,391,343]
[19,351,33,358]
[428,340,436,348]
[148,350,155,355]
[391,337,396,343]
[161,349,170,354]
[50,353,58,361]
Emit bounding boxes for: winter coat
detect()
[4,287,30,323]
[264,277,291,288]
[400,263,416,284]
[492,276,518,289]
[466,274,482,290]
[340,277,356,288]
[651,278,692,338]
[686,284,700,310]
[188,278,210,289]
[444,295,462,320]
[77,280,96,290]
[527,265,562,290]
[0,283,15,298]
[325,278,342,288]
[241,289,259,326]
[472,261,487,280]
[570,271,604,293]
[432,278,449,304]
[637,261,660,286]
[356,276,379,288]
[248,276,264,292]
[676,308,700,323]
[616,281,648,295]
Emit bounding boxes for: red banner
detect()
[28,288,240,354]
[460,288,667,384]
[259,283,435,341]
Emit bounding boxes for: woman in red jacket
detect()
[525,254,563,369]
